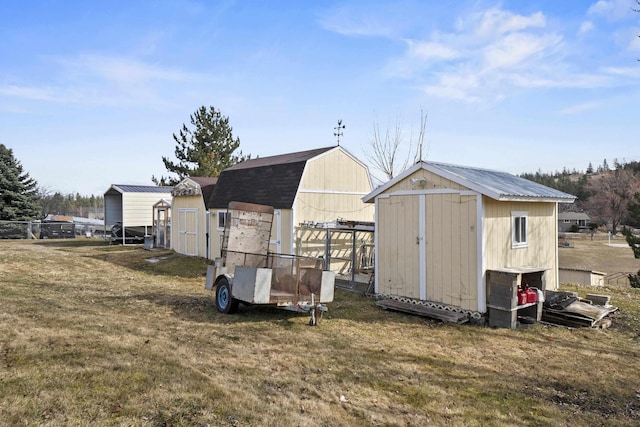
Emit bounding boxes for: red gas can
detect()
[517,288,528,305]
[525,288,537,304]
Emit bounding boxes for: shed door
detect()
[177,208,198,256]
[377,195,422,300]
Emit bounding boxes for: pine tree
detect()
[0,143,40,221]
[152,105,249,186]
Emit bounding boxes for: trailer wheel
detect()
[215,278,239,314]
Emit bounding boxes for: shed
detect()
[104,184,173,244]
[171,177,217,257]
[363,161,575,317]
[152,199,171,248]
[206,146,374,259]
[559,268,606,287]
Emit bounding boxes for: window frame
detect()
[217,210,230,231]
[511,211,528,248]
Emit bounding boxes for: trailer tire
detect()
[215,278,239,314]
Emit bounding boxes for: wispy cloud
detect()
[338,3,640,105]
[559,101,602,115]
[587,0,636,21]
[0,54,195,107]
[578,21,595,35]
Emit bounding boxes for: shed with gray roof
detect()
[363,161,575,318]
[104,184,173,244]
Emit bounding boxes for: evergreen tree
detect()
[0,143,40,221]
[152,105,249,186]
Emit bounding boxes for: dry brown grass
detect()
[1,239,639,426]
[559,231,639,275]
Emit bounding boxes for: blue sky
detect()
[1,0,639,195]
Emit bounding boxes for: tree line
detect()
[0,143,104,222]
[521,158,640,234]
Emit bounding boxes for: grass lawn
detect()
[1,238,639,426]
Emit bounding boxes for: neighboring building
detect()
[363,161,575,316]
[104,184,173,244]
[171,177,217,257]
[558,211,591,232]
[206,146,374,260]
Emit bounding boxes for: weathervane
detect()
[334,119,345,145]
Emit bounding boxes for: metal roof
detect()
[107,184,173,194]
[364,161,576,203]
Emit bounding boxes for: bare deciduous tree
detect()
[365,109,428,183]
[586,168,640,234]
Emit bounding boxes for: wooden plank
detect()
[376,299,469,324]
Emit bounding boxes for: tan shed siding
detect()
[483,198,558,290]
[294,192,374,225]
[425,193,478,311]
[303,149,372,192]
[377,195,421,299]
[295,148,374,227]
[172,195,207,257]
[121,192,172,226]
[383,170,467,194]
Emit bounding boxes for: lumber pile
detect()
[542,291,617,328]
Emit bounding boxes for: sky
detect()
[1,0,639,196]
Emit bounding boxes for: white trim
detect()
[511,211,528,248]
[297,189,370,196]
[373,197,379,294]
[554,203,559,291]
[476,194,486,313]
[419,194,426,301]
[270,209,282,254]
[385,189,477,197]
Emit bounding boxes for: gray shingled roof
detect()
[207,146,336,209]
[364,161,576,203]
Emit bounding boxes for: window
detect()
[578,219,586,227]
[511,211,528,248]
[217,211,230,231]
[563,219,570,223]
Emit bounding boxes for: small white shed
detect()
[104,184,173,243]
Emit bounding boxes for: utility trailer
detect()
[205,201,335,325]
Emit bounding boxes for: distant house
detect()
[104,184,173,244]
[206,146,374,259]
[171,177,217,257]
[558,211,590,232]
[363,161,575,316]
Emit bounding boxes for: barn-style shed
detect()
[363,161,575,317]
[171,177,217,258]
[104,184,173,244]
[206,146,374,259]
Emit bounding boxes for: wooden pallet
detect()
[376,299,469,324]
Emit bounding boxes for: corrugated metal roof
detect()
[426,162,576,201]
[110,184,173,194]
[364,161,576,203]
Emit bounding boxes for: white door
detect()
[177,208,198,256]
